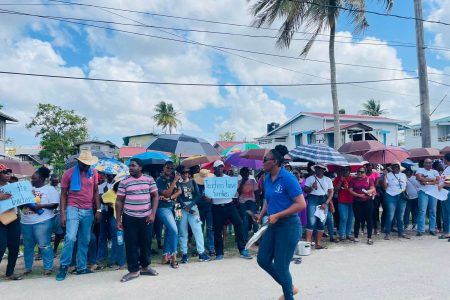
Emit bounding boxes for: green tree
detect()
[249,0,393,148]
[26,103,88,173]
[339,108,346,114]
[360,98,387,116]
[153,101,181,134]
[219,131,236,141]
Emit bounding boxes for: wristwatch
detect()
[96,209,102,213]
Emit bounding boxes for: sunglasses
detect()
[263,157,275,163]
[1,170,11,175]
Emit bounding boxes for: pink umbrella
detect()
[441,146,450,155]
[225,152,262,169]
[338,140,386,155]
[0,159,35,176]
[240,148,270,160]
[363,147,411,165]
[409,148,442,162]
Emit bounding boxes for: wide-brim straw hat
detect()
[76,150,99,166]
[390,161,405,172]
[194,169,214,185]
[310,164,328,172]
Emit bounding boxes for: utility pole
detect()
[414,0,431,147]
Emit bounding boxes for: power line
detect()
[41,0,435,46]
[0,70,418,86]
[2,9,450,52]
[2,8,444,76]
[429,80,450,87]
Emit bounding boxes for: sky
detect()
[1,0,449,148]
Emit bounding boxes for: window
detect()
[259,139,272,145]
[91,145,101,151]
[413,129,421,137]
[274,137,286,142]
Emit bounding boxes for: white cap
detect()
[213,160,224,168]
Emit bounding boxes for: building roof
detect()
[122,133,157,146]
[0,111,18,122]
[75,140,117,147]
[315,123,373,134]
[119,147,147,158]
[261,112,407,138]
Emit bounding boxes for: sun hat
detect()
[76,150,99,166]
[390,161,405,172]
[310,164,328,172]
[194,169,214,185]
[0,164,12,173]
[213,160,224,168]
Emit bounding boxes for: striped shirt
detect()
[117,175,158,218]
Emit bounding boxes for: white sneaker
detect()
[17,251,24,258]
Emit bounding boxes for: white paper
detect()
[314,205,327,223]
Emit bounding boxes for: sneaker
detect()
[17,251,23,258]
[198,252,211,262]
[384,234,390,240]
[412,225,416,230]
[240,250,253,260]
[430,231,436,236]
[76,268,94,275]
[181,254,189,264]
[416,232,423,237]
[208,250,216,257]
[56,265,68,281]
[215,255,224,260]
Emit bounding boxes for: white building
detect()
[403,116,450,149]
[0,111,18,157]
[75,140,119,158]
[256,112,407,150]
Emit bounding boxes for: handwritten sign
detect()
[204,177,238,199]
[0,181,36,214]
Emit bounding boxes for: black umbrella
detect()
[64,150,110,170]
[145,134,217,156]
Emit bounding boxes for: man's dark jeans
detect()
[123,213,153,273]
[212,202,245,256]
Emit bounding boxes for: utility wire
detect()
[0,70,418,86]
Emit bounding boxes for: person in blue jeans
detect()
[237,167,260,243]
[257,145,306,300]
[194,169,215,255]
[156,161,181,269]
[56,150,102,281]
[381,162,410,240]
[176,166,210,263]
[333,167,354,241]
[439,153,450,240]
[21,167,60,276]
[415,159,441,236]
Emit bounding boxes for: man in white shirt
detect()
[303,164,333,249]
[440,153,450,240]
[416,159,440,236]
[403,168,421,230]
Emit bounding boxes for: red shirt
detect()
[333,176,353,204]
[349,176,374,202]
[61,167,98,209]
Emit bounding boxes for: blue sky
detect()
[1,0,449,148]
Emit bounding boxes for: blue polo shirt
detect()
[264,167,303,215]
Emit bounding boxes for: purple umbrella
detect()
[224,152,262,169]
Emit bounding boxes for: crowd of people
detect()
[0,148,449,299]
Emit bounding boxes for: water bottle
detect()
[117,230,124,246]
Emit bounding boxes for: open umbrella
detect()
[289,144,348,165]
[145,134,217,156]
[92,158,129,175]
[126,152,171,166]
[363,146,411,165]
[201,161,231,173]
[441,146,450,155]
[338,140,385,155]
[240,148,270,160]
[327,154,368,173]
[181,155,221,168]
[225,152,263,169]
[408,148,442,162]
[0,159,35,177]
[221,143,261,156]
[64,150,109,170]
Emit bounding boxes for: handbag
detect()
[0,209,18,225]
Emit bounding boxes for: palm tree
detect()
[360,98,387,116]
[249,0,393,148]
[153,101,181,134]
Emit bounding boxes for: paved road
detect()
[2,235,449,300]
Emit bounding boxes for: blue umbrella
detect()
[401,159,417,168]
[126,152,171,166]
[289,144,348,165]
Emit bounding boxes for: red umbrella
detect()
[441,146,450,155]
[338,140,386,155]
[0,159,35,176]
[409,148,442,162]
[240,148,270,160]
[363,147,411,165]
[181,155,221,168]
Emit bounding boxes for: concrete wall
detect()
[0,120,5,155]
[128,135,156,147]
[404,126,450,149]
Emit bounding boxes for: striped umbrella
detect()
[145,134,217,156]
[289,144,348,165]
[221,143,261,156]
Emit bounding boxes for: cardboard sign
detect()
[204,177,238,199]
[0,181,36,214]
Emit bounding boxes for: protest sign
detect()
[204,177,238,199]
[0,181,36,214]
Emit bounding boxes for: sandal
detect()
[140,267,159,276]
[347,236,355,242]
[438,234,450,239]
[353,238,360,243]
[162,254,170,265]
[170,260,179,269]
[5,274,23,280]
[44,270,53,276]
[367,239,374,245]
[120,272,139,283]
[330,237,339,243]
[23,269,32,276]
[315,244,328,250]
